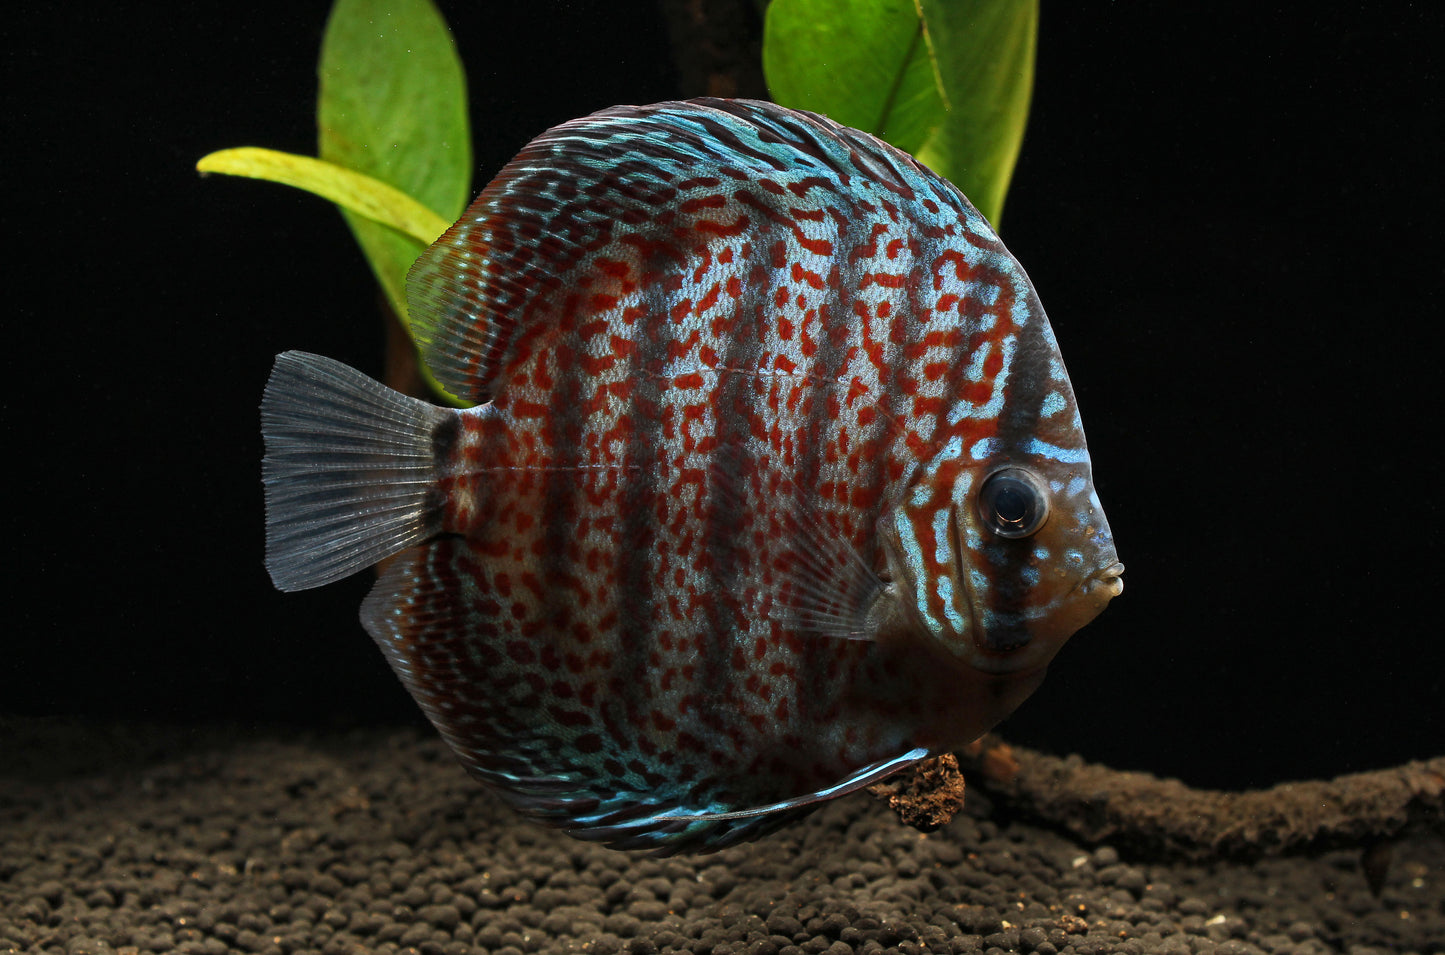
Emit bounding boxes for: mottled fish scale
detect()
[262,98,1121,853]
[414,103,1034,640]
[402,101,1046,838]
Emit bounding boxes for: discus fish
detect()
[261,98,1122,853]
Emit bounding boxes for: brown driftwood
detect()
[874,737,1445,866]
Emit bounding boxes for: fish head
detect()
[879,451,1122,680]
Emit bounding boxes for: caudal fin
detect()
[260,351,450,592]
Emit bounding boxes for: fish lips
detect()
[964,560,1124,675]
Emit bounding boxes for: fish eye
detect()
[978,468,1050,539]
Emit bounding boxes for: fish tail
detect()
[260,350,450,592]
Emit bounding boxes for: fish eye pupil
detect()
[979,468,1049,539]
[995,487,1029,526]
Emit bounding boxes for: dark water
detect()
[9,1,1441,793]
[7,3,1442,953]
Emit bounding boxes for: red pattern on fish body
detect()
[265,99,1120,852]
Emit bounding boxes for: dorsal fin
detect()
[403,97,969,404]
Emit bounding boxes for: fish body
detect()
[261,98,1122,852]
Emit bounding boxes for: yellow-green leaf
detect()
[763,0,945,157]
[195,147,450,244]
[763,0,1037,227]
[318,0,471,335]
[913,0,1036,228]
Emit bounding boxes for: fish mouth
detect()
[1085,561,1125,600]
[960,561,1123,677]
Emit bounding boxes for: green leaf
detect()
[763,0,943,155]
[318,0,471,330]
[913,0,1036,227]
[763,0,1036,227]
[195,147,450,244]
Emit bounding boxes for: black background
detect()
[8,3,1441,791]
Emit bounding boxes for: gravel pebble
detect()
[1,721,1441,955]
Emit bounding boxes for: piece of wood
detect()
[874,737,1445,863]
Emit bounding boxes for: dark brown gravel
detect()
[2,719,1440,955]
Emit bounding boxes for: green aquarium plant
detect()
[763,0,1037,228]
[198,0,471,403]
[199,0,1036,400]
